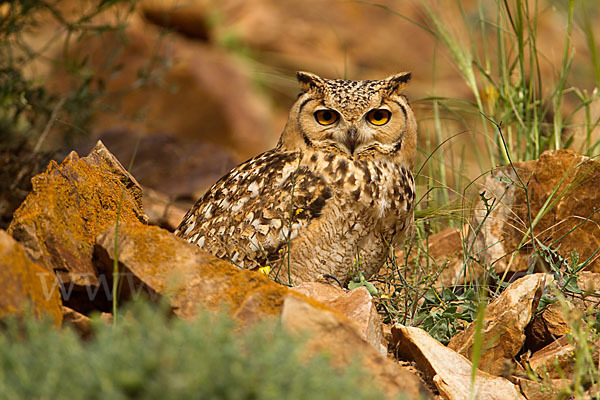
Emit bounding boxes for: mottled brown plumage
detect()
[175,71,417,285]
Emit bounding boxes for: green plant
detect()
[0,0,140,230]
[0,301,392,400]
[0,0,137,150]
[422,0,600,163]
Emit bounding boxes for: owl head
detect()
[279,71,417,169]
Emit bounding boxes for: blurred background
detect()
[1,0,599,230]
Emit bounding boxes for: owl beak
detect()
[345,127,358,155]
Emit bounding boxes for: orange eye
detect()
[314,109,339,126]
[366,109,391,126]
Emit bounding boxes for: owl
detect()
[175,71,417,286]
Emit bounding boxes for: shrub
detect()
[0,302,389,400]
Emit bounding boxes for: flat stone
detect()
[448,274,546,375]
[527,335,575,379]
[393,325,525,400]
[94,221,288,320]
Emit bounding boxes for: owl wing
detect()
[175,149,332,271]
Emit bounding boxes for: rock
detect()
[516,377,570,400]
[80,129,237,200]
[281,295,433,400]
[569,271,600,313]
[524,312,599,382]
[448,274,546,375]
[8,141,147,312]
[94,221,288,320]
[141,0,211,40]
[525,332,599,382]
[62,306,93,338]
[471,150,600,274]
[376,226,469,297]
[393,325,525,400]
[93,220,430,399]
[578,271,600,293]
[527,335,575,379]
[62,306,114,338]
[426,227,469,286]
[469,159,536,275]
[142,187,189,232]
[50,13,274,161]
[92,214,431,398]
[293,282,386,355]
[524,302,569,353]
[0,230,62,324]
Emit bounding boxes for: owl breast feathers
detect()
[176,71,417,285]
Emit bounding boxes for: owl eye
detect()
[314,109,339,126]
[366,109,391,126]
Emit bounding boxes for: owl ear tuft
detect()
[297,71,326,91]
[386,72,412,94]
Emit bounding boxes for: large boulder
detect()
[93,221,432,399]
[94,221,289,319]
[8,141,147,312]
[471,150,600,274]
[282,296,432,400]
[6,142,431,399]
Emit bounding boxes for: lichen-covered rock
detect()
[94,221,289,320]
[7,141,147,313]
[448,274,546,376]
[393,325,525,400]
[94,221,431,399]
[8,141,146,289]
[471,149,600,274]
[0,230,62,324]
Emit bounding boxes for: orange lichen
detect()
[8,146,146,283]
[0,231,63,325]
